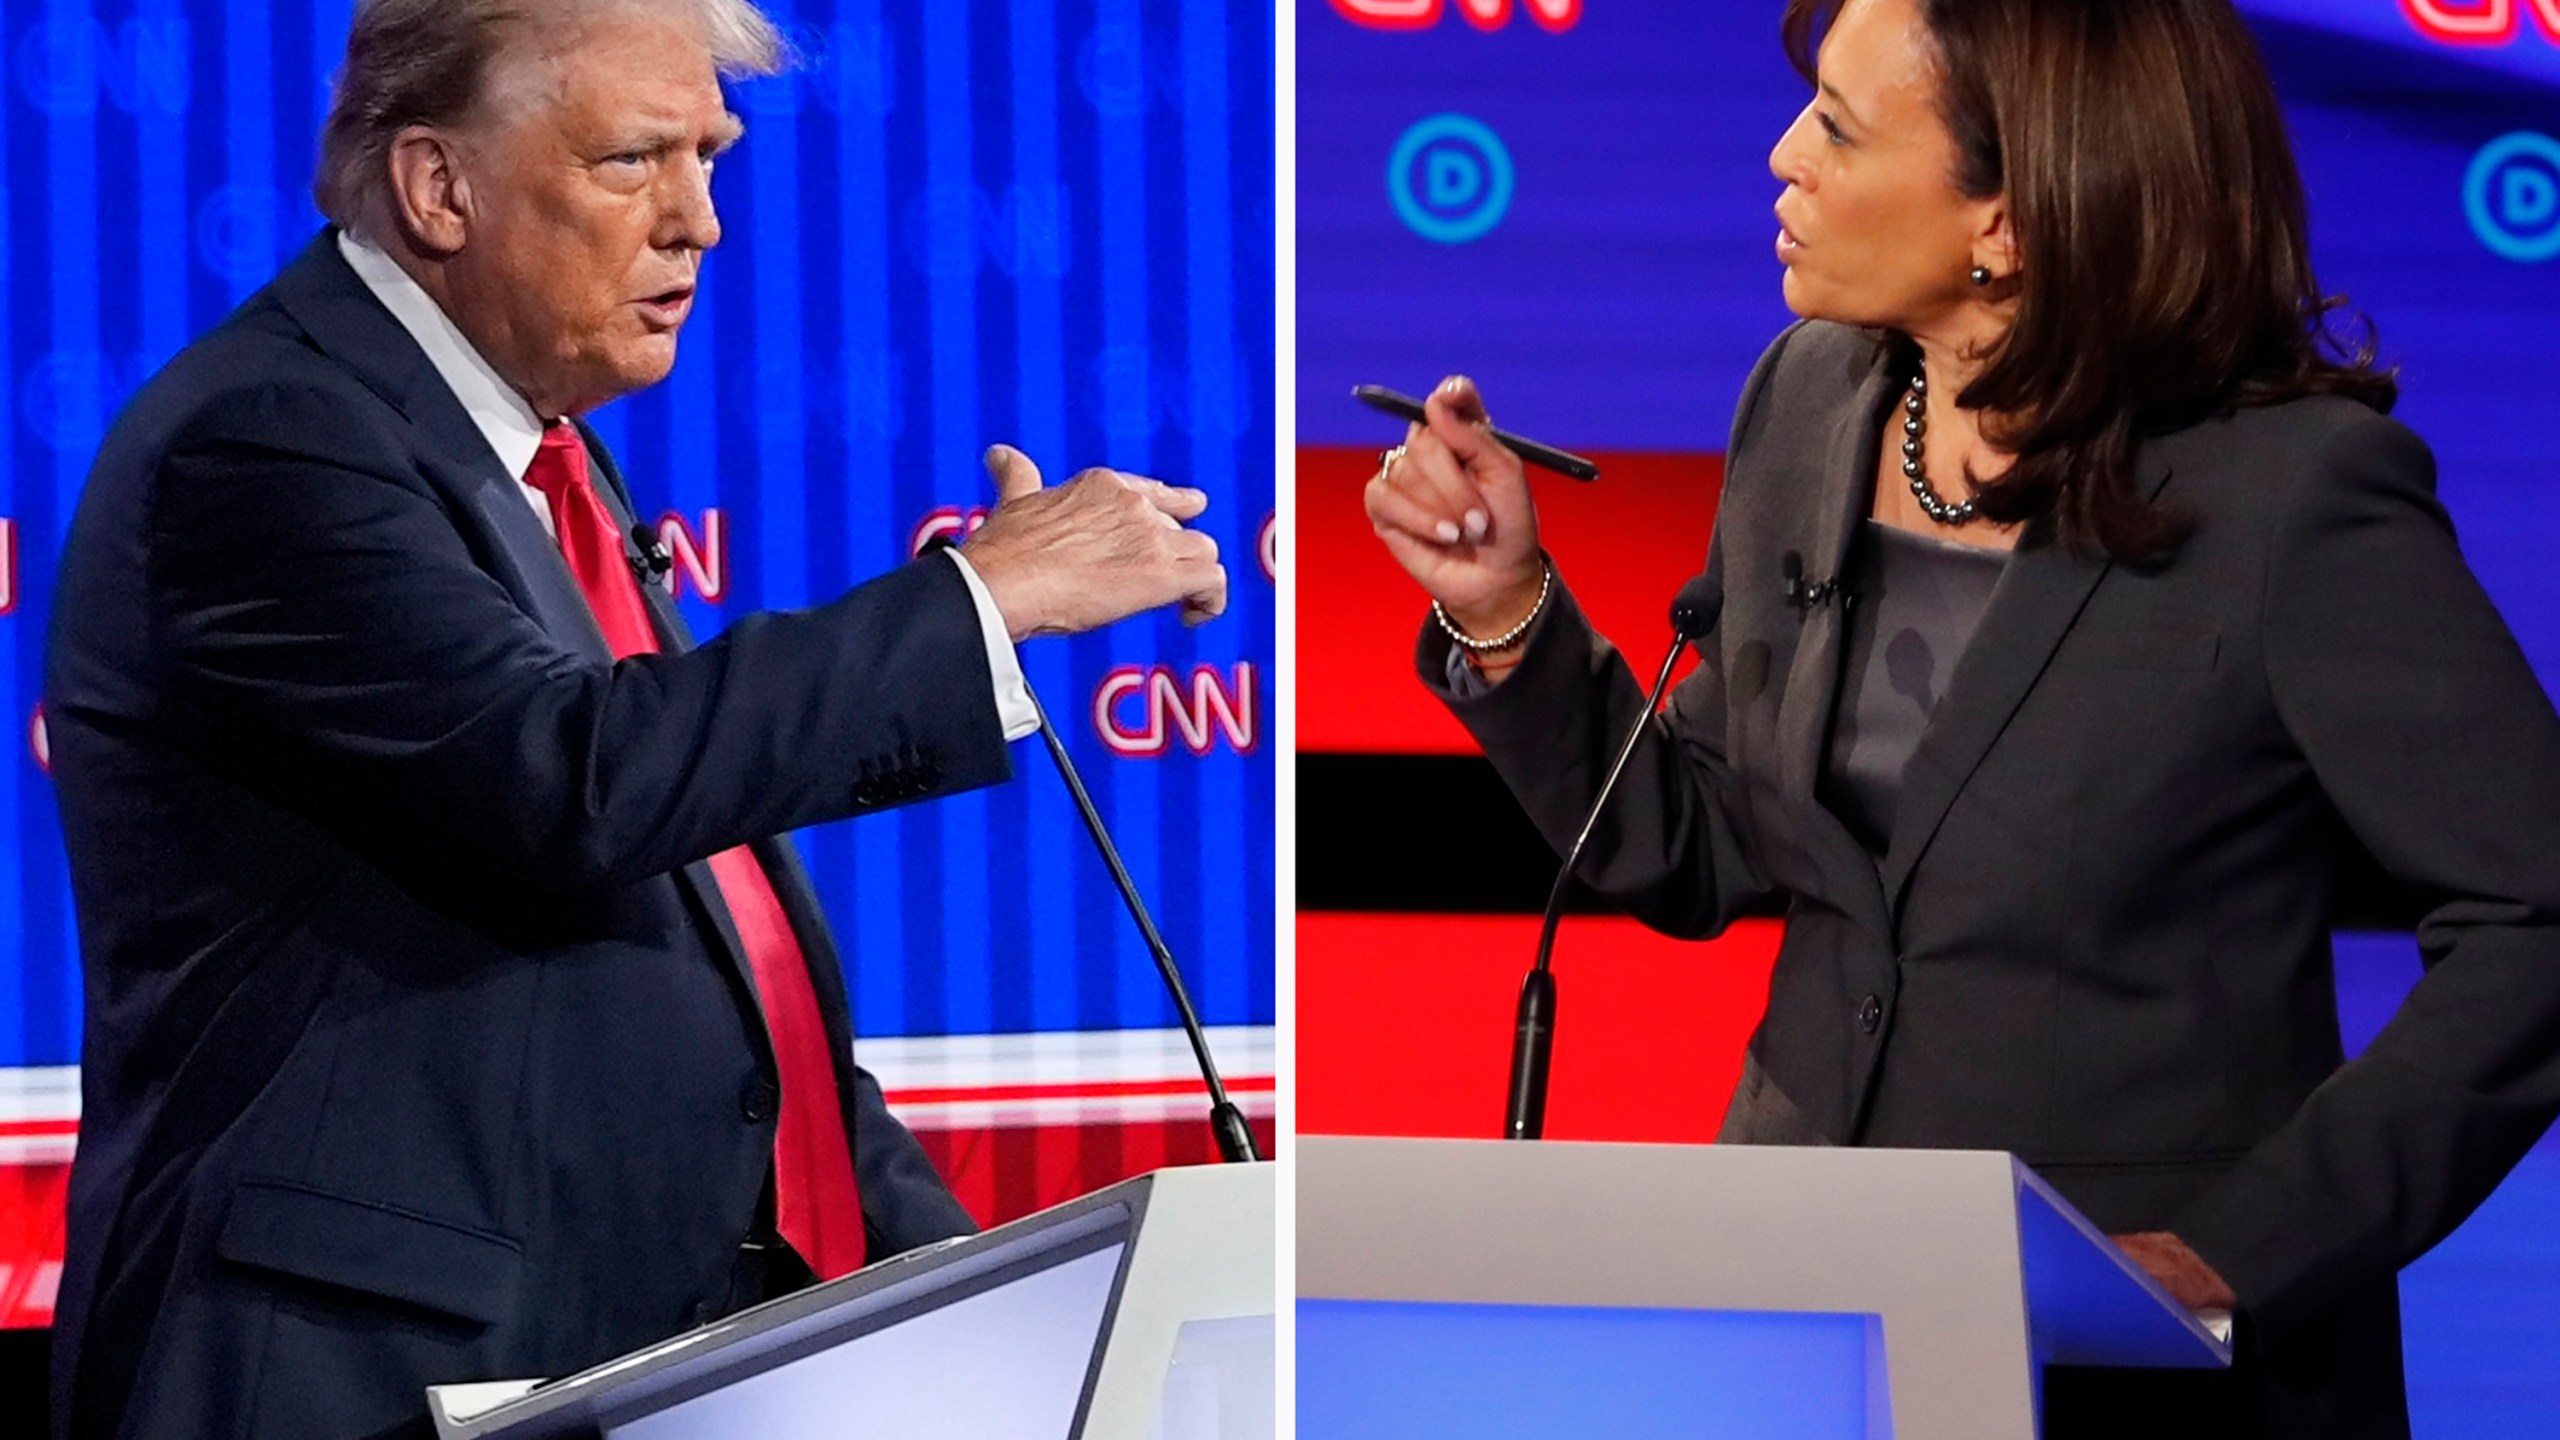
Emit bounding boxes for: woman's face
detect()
[1769,0,2006,333]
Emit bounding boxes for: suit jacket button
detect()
[1857,995,1883,1034]
[740,1076,779,1123]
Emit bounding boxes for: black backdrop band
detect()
[1298,753,2423,932]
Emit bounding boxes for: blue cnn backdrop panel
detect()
[0,0,1275,1326]
[1298,1,2560,1434]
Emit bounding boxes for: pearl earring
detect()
[1969,265,1993,287]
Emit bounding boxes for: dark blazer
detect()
[45,232,1010,1440]
[1435,320,2560,1437]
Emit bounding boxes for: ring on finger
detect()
[1374,444,1406,483]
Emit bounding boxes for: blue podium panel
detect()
[1296,1298,1887,1440]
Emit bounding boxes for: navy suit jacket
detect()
[45,232,1009,1439]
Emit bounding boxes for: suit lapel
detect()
[1877,449,2177,917]
[273,233,772,1031]
[268,229,614,662]
[1773,347,1896,897]
[462,481,615,662]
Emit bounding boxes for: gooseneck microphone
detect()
[923,536,1260,1164]
[1505,572,1725,1140]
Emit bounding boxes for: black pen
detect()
[1352,384,1602,482]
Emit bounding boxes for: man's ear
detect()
[386,126,474,257]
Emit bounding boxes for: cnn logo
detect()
[910,505,993,557]
[1330,0,1582,32]
[2401,0,2560,44]
[1093,664,1258,758]
[654,509,725,602]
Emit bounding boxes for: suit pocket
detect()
[2052,625,2220,672]
[216,1178,521,1327]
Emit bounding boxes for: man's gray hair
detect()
[315,0,785,240]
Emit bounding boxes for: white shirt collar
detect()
[336,228,550,487]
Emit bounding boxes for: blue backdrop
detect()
[1300,0,2557,1431]
[0,4,1273,1084]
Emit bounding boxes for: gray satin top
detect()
[1820,520,2010,857]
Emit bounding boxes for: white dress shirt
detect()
[336,230,1038,742]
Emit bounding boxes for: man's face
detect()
[443,10,744,418]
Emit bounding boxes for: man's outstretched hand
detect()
[961,444,1228,641]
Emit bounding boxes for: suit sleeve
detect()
[147,380,1013,891]
[1416,329,1797,939]
[2173,410,2560,1336]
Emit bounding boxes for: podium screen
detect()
[1299,1298,1887,1440]
[609,1239,1128,1440]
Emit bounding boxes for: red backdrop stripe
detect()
[1296,447,1727,754]
[1295,912,1781,1142]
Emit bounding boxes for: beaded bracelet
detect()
[1433,562,1552,654]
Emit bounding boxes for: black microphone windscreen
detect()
[1669,574,1724,641]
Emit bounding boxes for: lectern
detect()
[1298,1137,2227,1440]
[428,1161,1272,1440]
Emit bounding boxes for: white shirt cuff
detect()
[942,549,1041,742]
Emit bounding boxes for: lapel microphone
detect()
[1781,549,1851,611]
[1506,570,1725,1141]
[627,523,674,585]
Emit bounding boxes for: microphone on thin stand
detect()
[922,536,1260,1164]
[1505,571,1725,1141]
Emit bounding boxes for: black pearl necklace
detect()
[1900,358,1977,526]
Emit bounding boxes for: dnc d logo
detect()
[1388,114,1515,244]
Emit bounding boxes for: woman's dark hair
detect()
[1782,0,2396,564]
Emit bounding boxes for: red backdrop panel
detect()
[1296,447,1725,754]
[0,1162,68,1328]
[1295,912,1781,1142]
[914,1117,1279,1229]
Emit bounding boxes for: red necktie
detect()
[524,423,868,1279]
